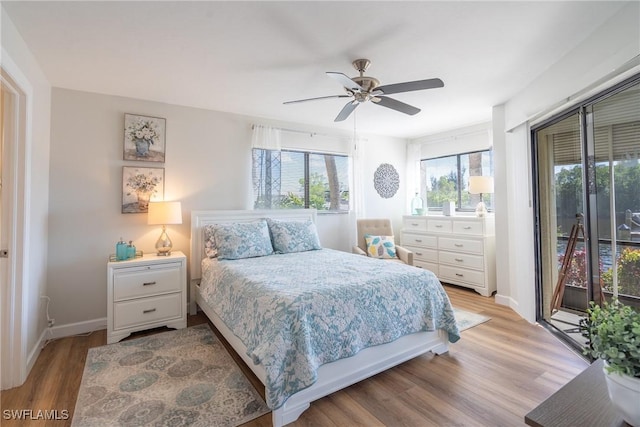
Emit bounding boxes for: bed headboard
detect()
[190,209,317,282]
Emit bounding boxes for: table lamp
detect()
[147,201,182,255]
[468,176,494,217]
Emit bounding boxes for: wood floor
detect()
[1,284,588,426]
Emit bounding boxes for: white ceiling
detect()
[2,1,630,138]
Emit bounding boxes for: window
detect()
[421,150,493,212]
[252,149,349,212]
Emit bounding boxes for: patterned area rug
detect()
[72,324,269,427]
[454,308,491,331]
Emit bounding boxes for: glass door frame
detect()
[531,73,640,348]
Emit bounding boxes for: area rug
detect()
[71,324,269,427]
[454,308,491,331]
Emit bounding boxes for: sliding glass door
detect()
[533,75,640,347]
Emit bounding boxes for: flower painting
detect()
[122,167,164,213]
[123,114,166,162]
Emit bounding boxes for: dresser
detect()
[401,215,496,296]
[107,251,187,343]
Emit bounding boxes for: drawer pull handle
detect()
[435,225,443,228]
[415,239,422,243]
[411,223,419,226]
[454,243,464,247]
[416,252,423,256]
[455,273,464,277]
[455,258,464,262]
[143,308,157,314]
[463,226,472,230]
[143,281,157,286]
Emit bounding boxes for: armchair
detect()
[352,218,414,266]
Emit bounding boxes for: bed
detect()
[190,209,459,426]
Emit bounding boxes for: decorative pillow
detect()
[203,225,218,258]
[267,218,322,254]
[212,220,274,260]
[364,234,397,259]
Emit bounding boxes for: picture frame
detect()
[123,113,166,162]
[122,166,164,214]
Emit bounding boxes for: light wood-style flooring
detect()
[1,284,588,426]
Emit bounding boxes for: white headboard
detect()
[190,209,317,282]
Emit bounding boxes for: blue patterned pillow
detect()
[203,225,218,258]
[212,220,274,260]
[364,234,397,259]
[267,218,322,254]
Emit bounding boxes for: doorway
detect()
[532,74,640,348]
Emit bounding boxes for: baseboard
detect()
[49,317,107,340]
[26,328,49,377]
[495,293,517,309]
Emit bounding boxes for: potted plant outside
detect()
[581,300,640,426]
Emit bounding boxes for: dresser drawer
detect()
[113,263,182,301]
[405,246,438,263]
[427,219,452,233]
[439,265,485,287]
[452,220,484,236]
[403,217,427,231]
[414,260,438,276]
[439,251,484,270]
[113,293,182,330]
[402,233,437,248]
[438,237,483,255]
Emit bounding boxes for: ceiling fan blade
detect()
[372,96,421,115]
[334,101,359,122]
[284,94,351,104]
[327,72,363,92]
[375,78,444,95]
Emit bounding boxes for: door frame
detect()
[0,63,29,390]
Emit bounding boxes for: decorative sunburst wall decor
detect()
[373,163,400,199]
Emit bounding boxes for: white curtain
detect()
[406,141,422,211]
[251,125,282,150]
[349,135,367,247]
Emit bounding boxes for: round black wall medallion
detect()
[373,163,400,199]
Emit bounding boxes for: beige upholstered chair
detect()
[352,218,414,265]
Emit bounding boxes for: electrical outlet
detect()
[48,319,55,328]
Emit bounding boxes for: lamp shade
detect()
[468,176,494,195]
[147,201,182,225]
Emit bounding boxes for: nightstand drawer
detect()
[113,293,182,330]
[113,263,182,301]
[439,251,484,270]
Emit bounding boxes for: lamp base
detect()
[155,226,173,256]
[475,201,488,217]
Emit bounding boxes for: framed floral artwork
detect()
[123,113,166,162]
[122,166,164,213]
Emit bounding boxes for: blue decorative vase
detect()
[134,139,151,156]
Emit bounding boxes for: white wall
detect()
[1,8,51,383]
[48,88,406,330]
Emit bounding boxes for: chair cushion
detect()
[364,234,397,259]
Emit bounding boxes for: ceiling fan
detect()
[284,59,444,122]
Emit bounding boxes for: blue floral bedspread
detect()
[200,248,460,409]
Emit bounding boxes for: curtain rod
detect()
[251,124,350,140]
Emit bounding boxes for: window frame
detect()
[421,149,494,213]
[252,148,350,213]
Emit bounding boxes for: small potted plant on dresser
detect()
[581,300,640,426]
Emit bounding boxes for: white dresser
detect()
[401,215,496,296]
[107,251,187,343]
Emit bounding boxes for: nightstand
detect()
[107,251,187,344]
